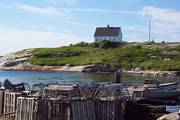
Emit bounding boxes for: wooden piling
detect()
[113,70,121,83]
[0,91,4,114]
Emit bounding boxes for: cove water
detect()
[0,70,179,87]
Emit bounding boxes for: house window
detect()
[95,38,98,42]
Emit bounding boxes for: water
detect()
[0,70,180,112]
[0,70,179,87]
[166,106,180,113]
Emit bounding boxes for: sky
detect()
[0,0,180,55]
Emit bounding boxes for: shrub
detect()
[74,42,89,47]
[98,40,120,48]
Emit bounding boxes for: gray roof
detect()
[94,27,121,37]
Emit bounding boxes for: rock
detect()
[157,112,180,120]
[173,71,180,76]
[82,64,115,73]
[3,58,29,67]
[0,49,33,69]
[135,67,142,72]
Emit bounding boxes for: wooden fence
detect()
[38,100,71,120]
[15,97,38,120]
[71,101,96,120]
[3,92,22,118]
[1,91,127,120]
[95,100,126,120]
[37,100,125,120]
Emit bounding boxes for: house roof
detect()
[94,26,121,37]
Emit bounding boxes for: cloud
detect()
[47,0,78,5]
[0,28,91,55]
[125,6,180,42]
[66,21,94,27]
[141,6,180,24]
[64,8,137,14]
[18,4,68,16]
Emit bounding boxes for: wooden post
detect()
[0,91,4,114]
[113,70,121,83]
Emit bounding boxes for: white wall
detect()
[94,34,122,42]
[94,29,122,42]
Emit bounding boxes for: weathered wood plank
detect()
[0,91,4,114]
[15,97,38,120]
[71,101,96,120]
[95,100,125,120]
[38,100,71,120]
[3,92,21,118]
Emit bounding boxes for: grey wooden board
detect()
[71,101,96,120]
[38,100,71,120]
[95,101,125,120]
[0,91,4,114]
[15,97,37,120]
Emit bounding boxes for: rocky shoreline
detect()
[0,49,179,77]
[0,62,179,77]
[0,62,84,72]
[123,70,180,77]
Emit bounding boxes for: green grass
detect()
[29,41,180,71]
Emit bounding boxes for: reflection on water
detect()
[0,70,179,87]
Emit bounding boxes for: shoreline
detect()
[0,63,179,77]
[122,70,180,77]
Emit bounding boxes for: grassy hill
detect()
[30,41,180,71]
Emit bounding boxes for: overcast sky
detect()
[0,0,180,55]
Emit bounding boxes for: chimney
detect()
[107,25,110,28]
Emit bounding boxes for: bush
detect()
[98,40,120,48]
[74,42,89,47]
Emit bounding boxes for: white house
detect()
[94,25,122,42]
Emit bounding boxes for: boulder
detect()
[157,112,180,120]
[82,64,115,73]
